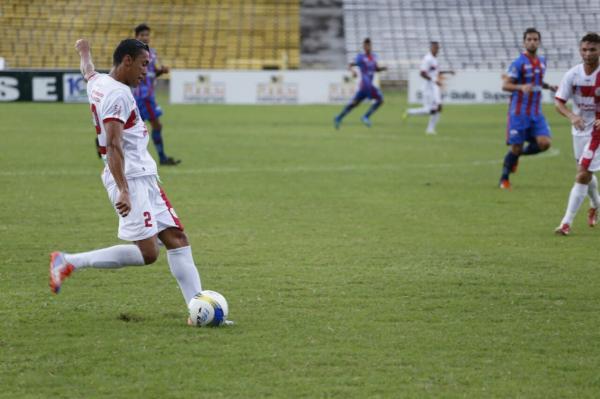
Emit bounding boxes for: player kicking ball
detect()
[49,39,230,325]
[554,33,600,235]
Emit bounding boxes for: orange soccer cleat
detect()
[49,251,75,294]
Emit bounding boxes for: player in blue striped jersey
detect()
[334,38,387,129]
[499,28,557,189]
[134,24,180,166]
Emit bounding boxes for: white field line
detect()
[0,148,560,177]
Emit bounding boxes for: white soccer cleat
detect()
[425,129,437,135]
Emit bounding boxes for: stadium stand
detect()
[0,0,300,70]
[342,0,600,81]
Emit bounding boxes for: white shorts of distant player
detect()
[578,134,600,172]
[422,82,442,112]
[102,173,182,241]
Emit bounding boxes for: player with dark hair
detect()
[49,39,223,325]
[554,33,600,235]
[498,28,557,189]
[133,23,180,165]
[334,38,387,129]
[403,41,454,134]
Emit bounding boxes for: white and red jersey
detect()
[555,63,600,137]
[420,52,439,85]
[86,73,157,180]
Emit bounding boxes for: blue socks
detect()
[336,104,353,121]
[501,151,519,180]
[522,142,541,155]
[364,101,382,118]
[152,129,166,161]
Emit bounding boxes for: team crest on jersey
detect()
[509,129,519,136]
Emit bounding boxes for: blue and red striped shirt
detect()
[506,53,547,116]
[133,47,158,100]
[354,52,379,89]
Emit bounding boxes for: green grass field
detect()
[2,91,600,398]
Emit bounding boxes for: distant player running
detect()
[49,39,226,326]
[554,33,600,235]
[334,38,387,129]
[404,41,454,134]
[499,28,557,189]
[134,24,180,165]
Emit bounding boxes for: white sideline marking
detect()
[0,148,560,177]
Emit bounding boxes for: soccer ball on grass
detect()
[188,290,229,327]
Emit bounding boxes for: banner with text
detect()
[170,70,358,104]
[408,70,566,104]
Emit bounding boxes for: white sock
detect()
[588,175,600,209]
[64,245,145,269]
[167,246,202,305]
[427,112,440,132]
[407,107,430,116]
[561,183,589,225]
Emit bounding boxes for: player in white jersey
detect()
[49,39,224,325]
[554,33,600,235]
[404,41,454,134]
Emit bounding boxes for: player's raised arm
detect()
[75,39,96,82]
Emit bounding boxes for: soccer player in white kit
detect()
[49,39,211,324]
[554,33,600,235]
[404,41,454,134]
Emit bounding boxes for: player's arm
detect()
[105,120,131,217]
[502,75,533,94]
[75,39,96,82]
[555,98,585,130]
[154,54,169,77]
[542,81,558,91]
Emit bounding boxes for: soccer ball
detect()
[188,290,229,327]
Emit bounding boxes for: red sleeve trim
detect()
[555,97,567,103]
[87,72,98,81]
[102,117,125,124]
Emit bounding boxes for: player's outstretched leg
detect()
[334,102,357,129]
[49,245,148,294]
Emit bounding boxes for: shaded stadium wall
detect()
[300,0,346,69]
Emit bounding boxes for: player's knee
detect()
[141,247,159,265]
[159,227,190,249]
[511,145,523,155]
[576,171,592,184]
[538,140,551,151]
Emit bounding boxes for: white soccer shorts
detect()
[422,83,442,111]
[573,135,589,161]
[579,134,600,172]
[102,174,183,241]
